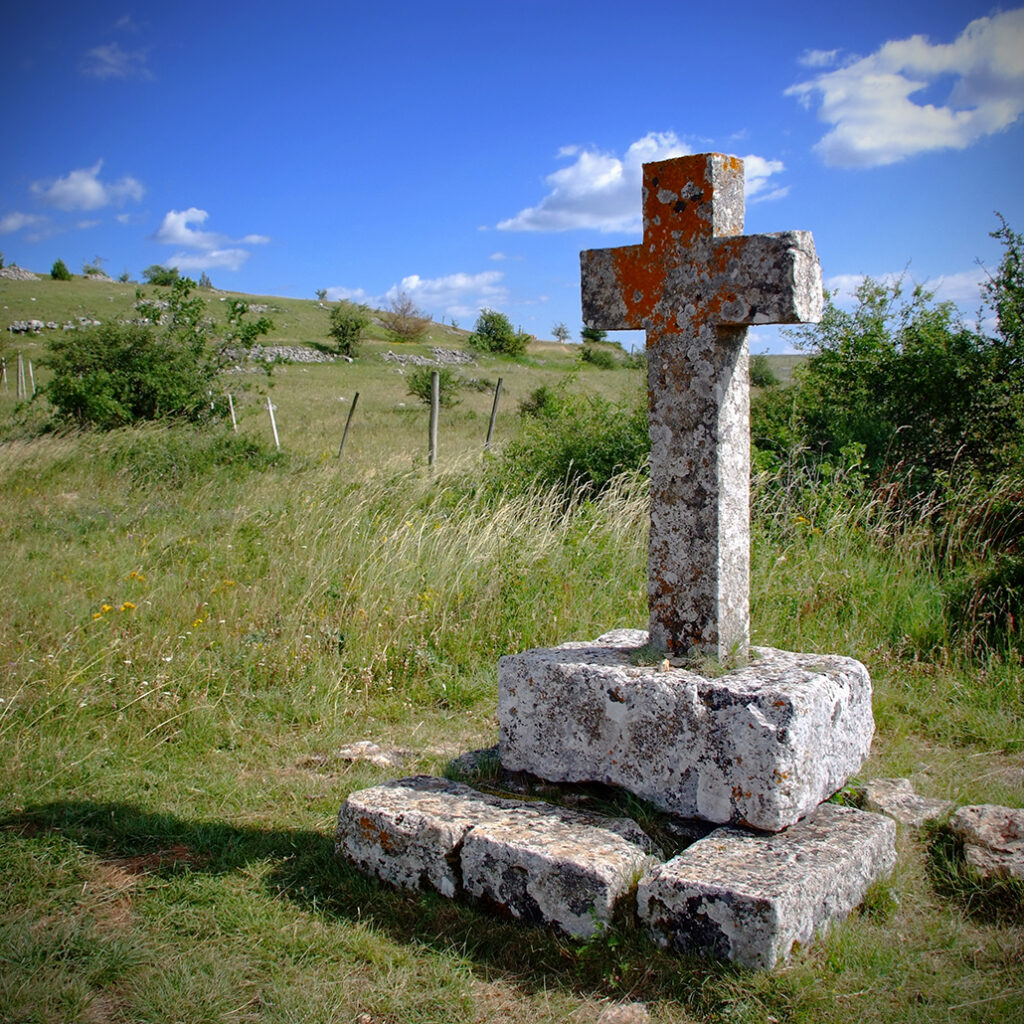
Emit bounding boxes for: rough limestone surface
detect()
[499,629,874,831]
[858,777,954,828]
[335,775,660,936]
[580,153,822,659]
[949,804,1024,880]
[637,803,896,969]
[335,776,519,897]
[461,809,660,938]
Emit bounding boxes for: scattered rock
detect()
[597,1004,650,1024]
[381,347,476,367]
[334,741,413,769]
[248,345,337,363]
[0,264,39,281]
[949,804,1024,881]
[857,777,954,828]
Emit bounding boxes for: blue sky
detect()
[2,1,1023,352]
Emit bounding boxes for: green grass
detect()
[1,279,1022,1023]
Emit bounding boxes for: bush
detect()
[143,264,180,287]
[50,259,71,281]
[581,325,607,344]
[497,383,649,496]
[750,353,780,388]
[580,343,617,370]
[381,291,431,342]
[468,309,528,356]
[42,276,271,429]
[327,301,370,357]
[406,366,462,407]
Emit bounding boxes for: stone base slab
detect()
[498,629,874,831]
[637,803,896,969]
[335,775,659,938]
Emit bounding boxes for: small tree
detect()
[51,259,71,281]
[327,301,370,357]
[581,325,606,344]
[469,308,528,356]
[118,270,131,283]
[749,353,780,388]
[198,271,213,289]
[381,290,431,342]
[552,322,571,344]
[406,366,462,406]
[315,288,327,302]
[143,264,180,287]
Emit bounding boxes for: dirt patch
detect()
[106,843,206,874]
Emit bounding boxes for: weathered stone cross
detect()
[581,153,822,660]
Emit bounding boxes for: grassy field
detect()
[1,277,1021,1024]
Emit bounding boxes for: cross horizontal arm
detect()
[710,231,823,326]
[580,245,645,331]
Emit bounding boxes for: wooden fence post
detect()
[227,393,237,432]
[428,371,439,469]
[338,391,360,459]
[485,376,503,450]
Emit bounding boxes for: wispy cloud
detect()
[31,160,144,211]
[824,269,985,307]
[787,9,1024,167]
[154,208,269,272]
[0,211,46,235]
[498,133,788,232]
[797,48,840,69]
[81,41,152,80]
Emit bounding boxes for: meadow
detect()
[1,275,1022,1024]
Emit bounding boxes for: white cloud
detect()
[489,251,508,261]
[31,160,144,211]
[324,286,373,303]
[326,270,508,320]
[743,155,788,202]
[154,208,269,273]
[498,134,788,232]
[0,211,46,235]
[498,132,691,233]
[787,9,1024,167]
[81,42,151,79]
[76,219,101,230]
[168,248,253,272]
[388,270,508,320]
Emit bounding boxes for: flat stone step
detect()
[335,775,660,938]
[499,629,874,832]
[637,803,896,969]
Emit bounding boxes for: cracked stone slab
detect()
[499,629,874,831]
[857,777,954,828]
[637,803,896,969]
[949,804,1024,881]
[335,776,521,897]
[461,808,661,938]
[335,775,660,935]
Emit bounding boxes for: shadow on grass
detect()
[0,799,755,1012]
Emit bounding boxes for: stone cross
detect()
[581,153,822,660]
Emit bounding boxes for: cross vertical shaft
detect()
[581,153,822,660]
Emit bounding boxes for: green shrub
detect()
[580,343,617,370]
[42,277,271,429]
[406,366,462,407]
[750,353,780,388]
[327,301,370,357]
[497,383,649,496]
[468,309,527,356]
[50,259,71,281]
[581,325,606,344]
[142,264,180,286]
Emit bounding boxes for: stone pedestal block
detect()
[499,629,874,832]
[637,803,896,969]
[335,775,659,936]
